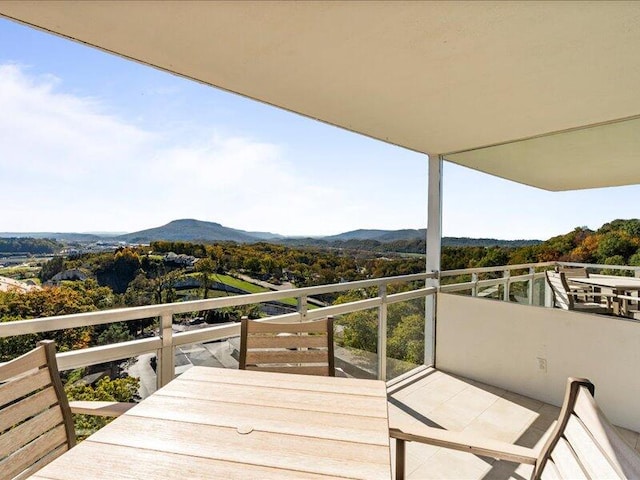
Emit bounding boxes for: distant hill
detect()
[247,231,286,240]
[325,229,426,242]
[442,237,541,248]
[115,219,259,243]
[0,232,101,242]
[322,229,539,247]
[0,219,541,248]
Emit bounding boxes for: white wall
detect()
[436,293,640,432]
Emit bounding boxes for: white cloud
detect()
[0,64,351,235]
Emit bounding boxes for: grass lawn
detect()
[185,273,304,308]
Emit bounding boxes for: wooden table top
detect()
[30,367,392,480]
[570,275,640,290]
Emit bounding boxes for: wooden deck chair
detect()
[545,271,612,314]
[0,340,133,479]
[558,266,594,298]
[391,377,640,480]
[239,318,335,376]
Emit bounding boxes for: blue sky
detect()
[1,18,638,239]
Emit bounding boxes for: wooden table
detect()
[29,367,392,479]
[570,275,640,316]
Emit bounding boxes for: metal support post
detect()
[502,269,511,302]
[377,285,388,381]
[297,295,308,321]
[528,267,535,305]
[425,154,442,367]
[157,313,174,389]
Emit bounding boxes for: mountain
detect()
[0,232,102,242]
[0,219,541,247]
[247,231,286,240]
[443,237,541,248]
[115,219,259,243]
[324,229,426,242]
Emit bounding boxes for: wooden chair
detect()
[0,340,133,479]
[558,266,597,298]
[545,271,613,314]
[239,318,335,376]
[390,377,640,479]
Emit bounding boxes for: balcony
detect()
[2,3,640,477]
[2,261,639,478]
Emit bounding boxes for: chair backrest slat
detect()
[0,368,51,409]
[0,408,64,460]
[11,443,69,480]
[246,348,331,366]
[533,378,640,480]
[0,387,59,433]
[563,414,623,479]
[0,424,68,480]
[545,271,574,310]
[244,365,331,376]
[0,347,47,383]
[240,318,335,376]
[0,340,76,478]
[572,386,640,479]
[559,266,589,279]
[248,334,328,349]
[549,436,589,479]
[540,460,562,480]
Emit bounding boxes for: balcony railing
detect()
[0,272,436,388]
[2,261,639,394]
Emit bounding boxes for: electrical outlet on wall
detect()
[537,357,547,372]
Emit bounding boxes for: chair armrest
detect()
[389,426,538,465]
[69,400,135,417]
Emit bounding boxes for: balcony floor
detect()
[387,368,640,479]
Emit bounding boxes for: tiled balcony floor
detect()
[387,368,640,479]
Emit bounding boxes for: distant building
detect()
[48,269,89,285]
[163,252,198,267]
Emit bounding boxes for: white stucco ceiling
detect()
[2,1,639,190]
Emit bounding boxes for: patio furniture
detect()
[0,340,132,480]
[558,266,593,297]
[569,275,640,317]
[239,317,335,376]
[27,366,392,479]
[545,271,613,314]
[390,377,640,480]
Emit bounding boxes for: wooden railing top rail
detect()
[441,261,555,277]
[0,272,435,338]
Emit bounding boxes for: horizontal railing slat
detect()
[56,337,160,371]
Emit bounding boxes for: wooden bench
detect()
[390,377,640,479]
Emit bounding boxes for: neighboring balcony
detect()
[1,262,639,478]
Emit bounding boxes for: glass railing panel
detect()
[333,308,379,380]
[385,297,425,381]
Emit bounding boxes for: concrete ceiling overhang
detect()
[2,1,640,191]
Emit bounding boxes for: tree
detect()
[64,375,139,440]
[338,310,378,353]
[0,281,115,361]
[195,258,217,299]
[39,256,65,282]
[387,314,424,365]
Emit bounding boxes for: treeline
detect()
[440,219,640,271]
[0,237,61,254]
[277,236,540,254]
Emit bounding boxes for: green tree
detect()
[387,314,424,365]
[65,376,139,440]
[338,310,378,353]
[195,258,217,299]
[39,256,65,282]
